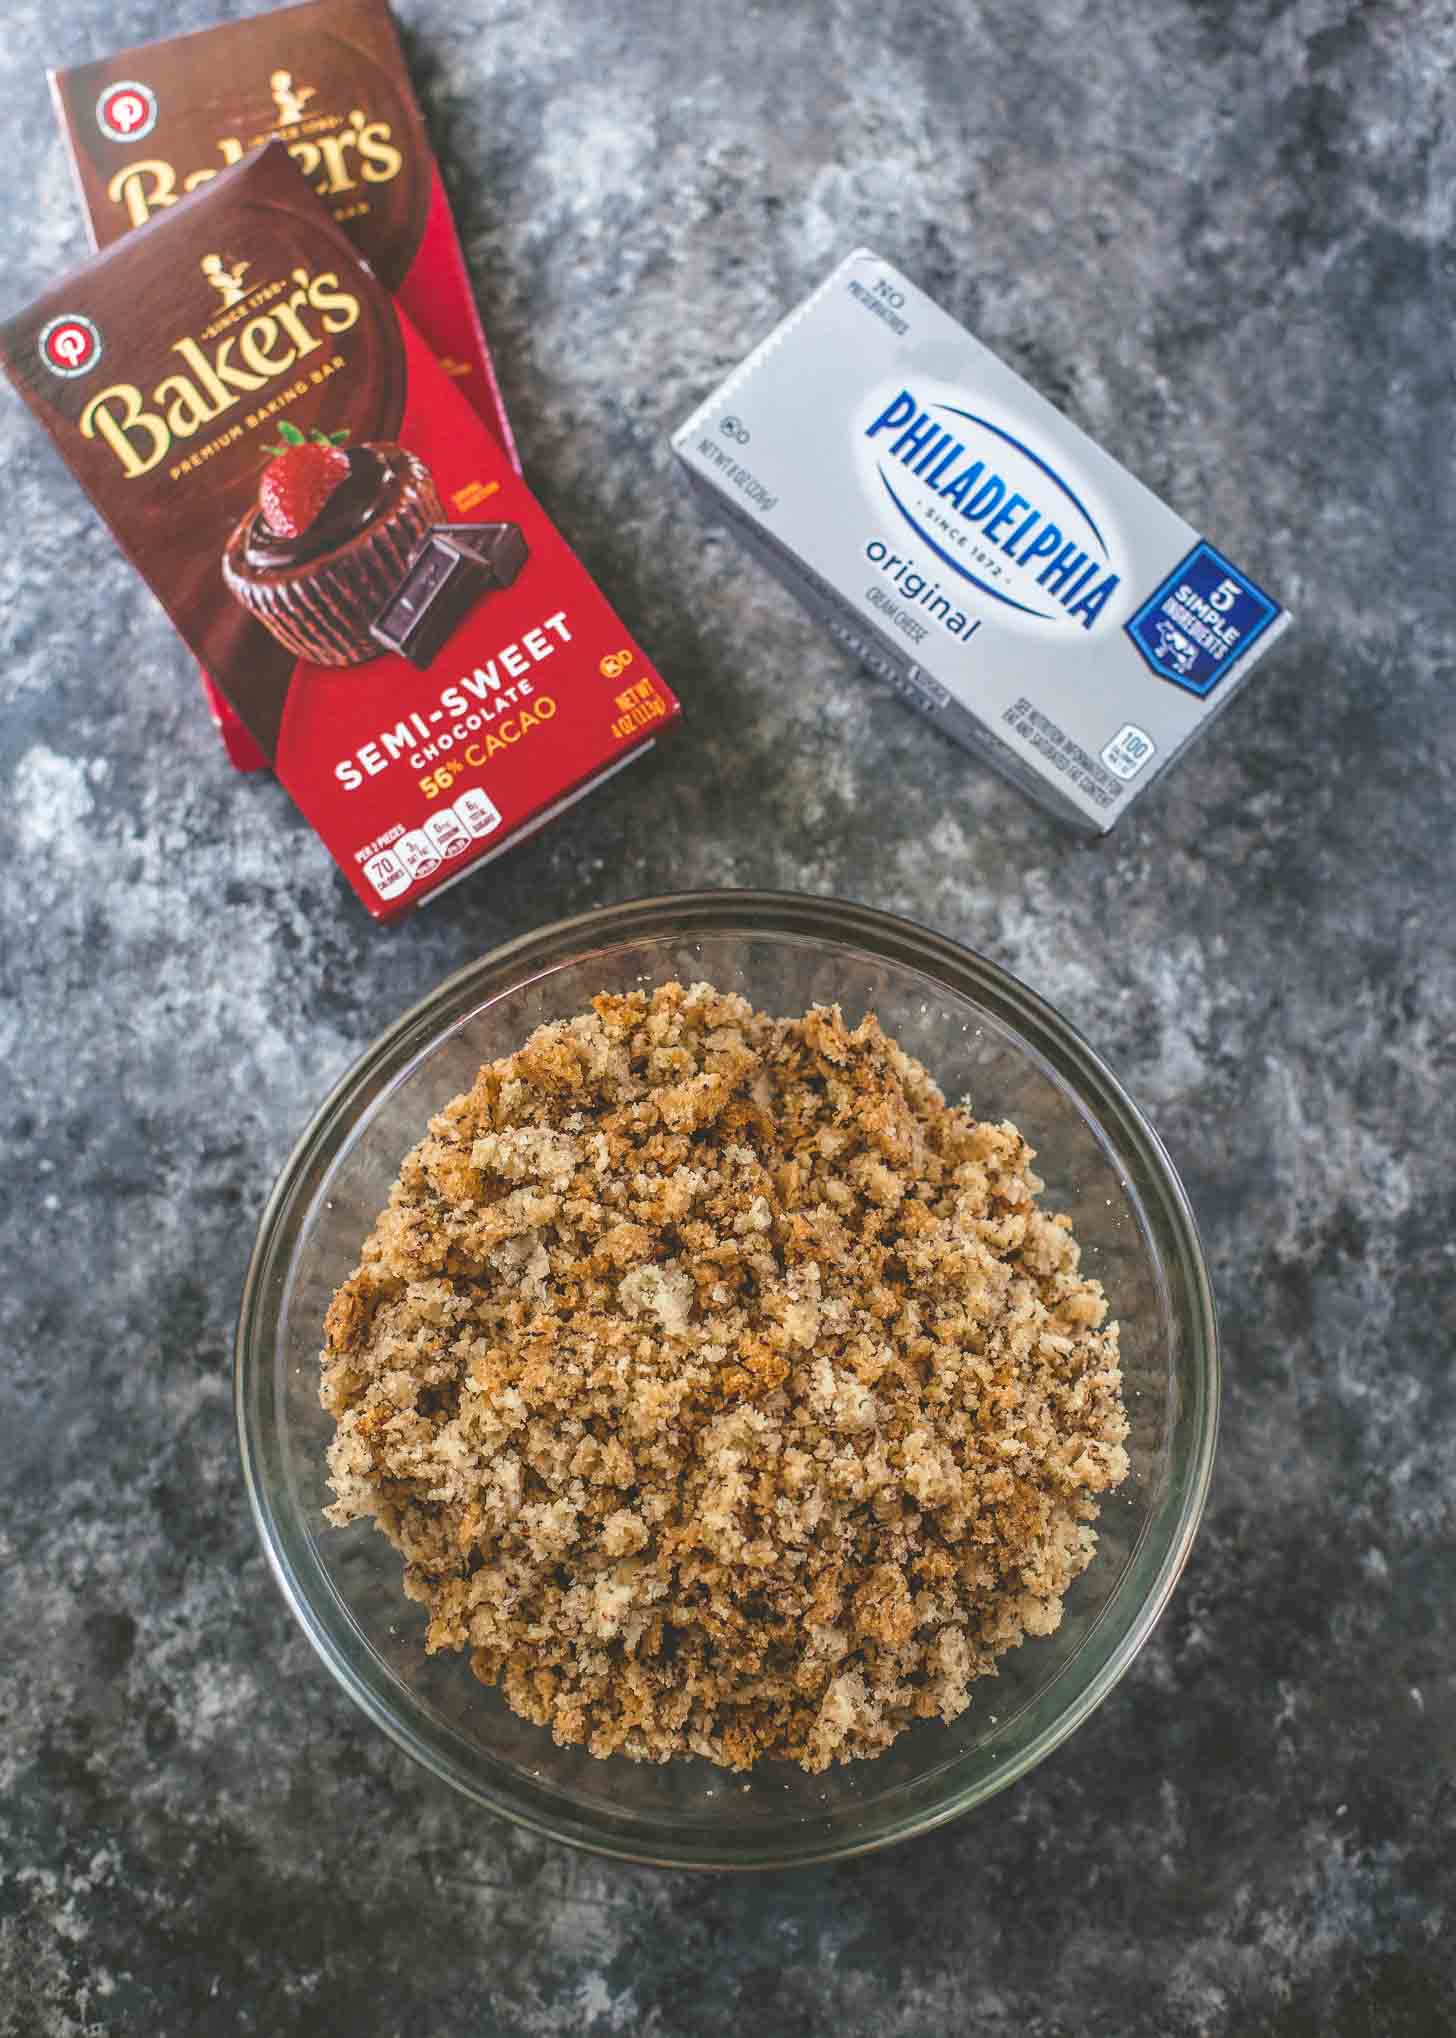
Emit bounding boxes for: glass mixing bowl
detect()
[236,891,1217,1868]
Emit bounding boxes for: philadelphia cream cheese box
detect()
[672,249,1291,831]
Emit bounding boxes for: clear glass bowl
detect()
[236,891,1217,1868]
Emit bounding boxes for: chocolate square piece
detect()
[434,521,529,588]
[371,535,490,668]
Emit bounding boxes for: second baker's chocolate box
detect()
[50,0,514,459]
[1,143,678,919]
[51,0,520,772]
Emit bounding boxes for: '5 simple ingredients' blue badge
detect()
[1124,542,1281,697]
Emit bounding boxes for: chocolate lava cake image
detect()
[223,426,442,666]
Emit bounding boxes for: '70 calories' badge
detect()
[1125,541,1281,699]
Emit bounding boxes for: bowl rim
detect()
[235,887,1219,1869]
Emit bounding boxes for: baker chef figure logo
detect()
[201,254,252,307]
[37,313,103,379]
[95,79,158,144]
[269,69,316,124]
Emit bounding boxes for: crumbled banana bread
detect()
[320,982,1128,1771]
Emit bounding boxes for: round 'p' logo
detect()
[96,80,158,143]
[38,314,103,379]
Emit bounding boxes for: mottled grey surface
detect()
[3,0,1454,2030]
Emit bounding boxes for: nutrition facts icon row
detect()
[362,786,502,900]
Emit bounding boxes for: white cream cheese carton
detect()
[672,249,1291,830]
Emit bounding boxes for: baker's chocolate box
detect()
[51,0,520,774]
[1,143,679,919]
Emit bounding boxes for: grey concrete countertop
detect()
[4,1,1453,2031]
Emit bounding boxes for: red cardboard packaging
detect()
[50,0,521,774]
[1,144,679,920]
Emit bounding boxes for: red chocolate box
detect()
[51,0,521,773]
[1,143,679,920]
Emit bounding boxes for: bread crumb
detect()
[320,982,1128,1772]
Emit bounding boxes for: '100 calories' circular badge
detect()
[96,79,158,144]
[38,314,103,379]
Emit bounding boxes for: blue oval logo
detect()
[860,388,1121,632]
